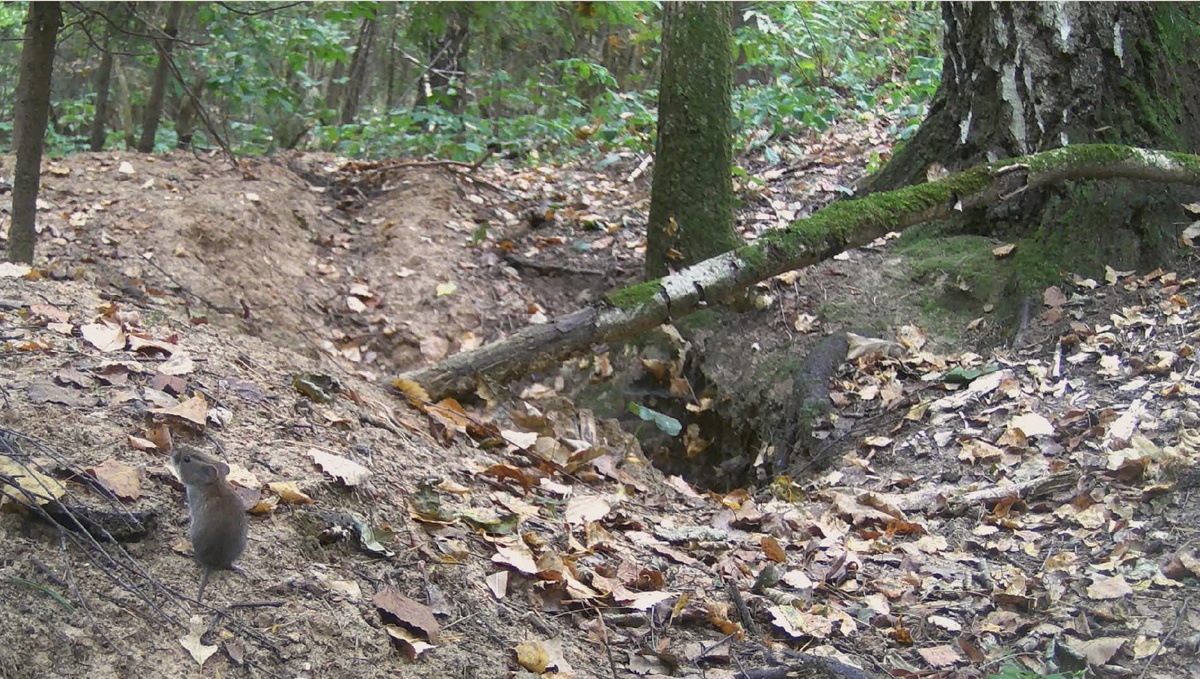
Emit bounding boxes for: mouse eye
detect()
[182,455,192,463]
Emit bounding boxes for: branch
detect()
[400,145,1200,400]
[215,1,305,17]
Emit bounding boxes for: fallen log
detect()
[401,145,1200,400]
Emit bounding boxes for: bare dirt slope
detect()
[0,136,1198,679]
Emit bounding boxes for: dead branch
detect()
[888,470,1080,513]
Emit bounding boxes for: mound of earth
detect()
[0,142,1197,679]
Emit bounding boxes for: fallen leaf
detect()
[384,625,436,659]
[1009,412,1054,438]
[1066,636,1126,666]
[1086,574,1132,600]
[514,640,550,673]
[0,263,32,278]
[917,644,962,669]
[492,541,539,575]
[770,606,832,639]
[307,449,371,486]
[150,393,208,427]
[179,615,218,666]
[81,321,125,352]
[88,459,141,501]
[374,587,440,643]
[266,481,313,505]
[0,457,67,506]
[157,353,195,376]
[486,571,509,599]
[565,494,611,525]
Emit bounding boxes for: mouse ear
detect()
[216,462,230,477]
[196,464,219,485]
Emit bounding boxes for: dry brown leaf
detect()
[1066,636,1126,666]
[1086,574,1132,600]
[179,615,218,666]
[150,393,208,427]
[30,303,70,323]
[145,424,172,450]
[0,457,67,506]
[127,333,178,356]
[307,449,371,486]
[81,321,125,352]
[157,353,195,376]
[486,571,509,599]
[492,541,539,575]
[917,644,962,669]
[384,625,436,660]
[375,587,440,644]
[127,435,158,451]
[88,459,140,501]
[761,535,787,563]
[266,481,313,505]
[483,464,534,493]
[514,640,550,673]
[614,590,674,611]
[392,378,430,406]
[1009,412,1054,438]
[769,606,832,639]
[565,494,611,525]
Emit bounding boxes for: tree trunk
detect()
[323,59,345,125]
[9,2,61,265]
[114,57,137,149]
[869,3,1200,273]
[729,2,773,87]
[137,2,184,153]
[645,2,740,278]
[88,4,121,152]
[402,144,1200,399]
[340,14,378,125]
[174,71,207,149]
[415,4,470,114]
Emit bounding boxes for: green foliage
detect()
[14,1,942,160]
[988,663,1083,679]
[733,2,942,153]
[627,402,683,437]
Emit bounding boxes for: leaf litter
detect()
[0,137,1197,678]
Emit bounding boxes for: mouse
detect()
[169,447,248,604]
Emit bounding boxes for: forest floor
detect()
[0,119,1198,679]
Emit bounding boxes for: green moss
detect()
[896,234,1010,301]
[606,280,663,310]
[675,308,720,333]
[816,300,856,322]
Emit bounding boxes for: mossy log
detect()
[402,145,1200,400]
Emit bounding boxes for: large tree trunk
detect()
[869,3,1200,272]
[137,2,184,153]
[9,2,61,265]
[340,14,379,125]
[645,2,740,278]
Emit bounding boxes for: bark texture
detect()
[645,2,740,278]
[9,2,60,264]
[137,2,184,153]
[869,3,1200,271]
[340,15,378,125]
[88,5,119,152]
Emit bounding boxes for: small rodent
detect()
[170,447,248,603]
